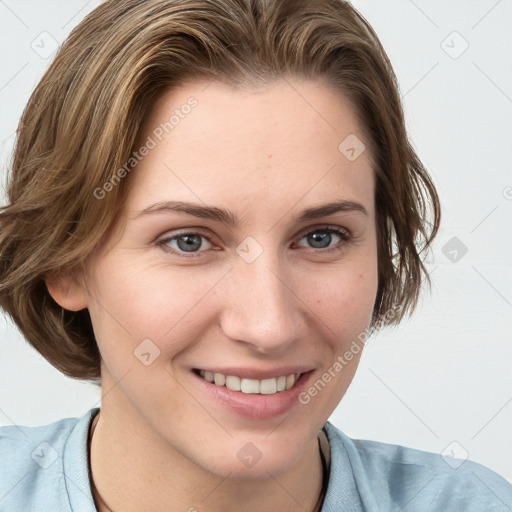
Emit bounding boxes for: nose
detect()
[218,249,306,354]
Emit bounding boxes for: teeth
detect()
[214,373,225,386]
[241,378,260,394]
[260,378,277,394]
[198,370,301,394]
[276,376,286,392]
[225,375,241,391]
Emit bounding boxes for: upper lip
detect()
[194,366,315,380]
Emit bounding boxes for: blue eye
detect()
[158,232,213,256]
[294,227,351,250]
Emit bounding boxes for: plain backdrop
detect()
[1,0,511,484]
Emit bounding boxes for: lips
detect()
[191,367,315,419]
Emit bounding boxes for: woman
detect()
[0,0,510,510]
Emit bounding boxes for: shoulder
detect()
[0,408,98,511]
[323,421,512,512]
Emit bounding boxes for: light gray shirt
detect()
[1,408,511,511]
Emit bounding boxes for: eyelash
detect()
[156,225,352,258]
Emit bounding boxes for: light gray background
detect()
[1,0,511,483]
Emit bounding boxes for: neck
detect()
[88,401,327,512]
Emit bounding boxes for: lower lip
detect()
[191,370,314,420]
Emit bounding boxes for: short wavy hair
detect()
[0,0,440,383]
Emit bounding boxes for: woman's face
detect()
[80,78,378,478]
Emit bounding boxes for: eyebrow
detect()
[134,199,368,225]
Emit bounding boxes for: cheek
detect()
[85,257,222,359]
[292,261,378,419]
[300,259,378,331]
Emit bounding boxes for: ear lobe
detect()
[45,269,88,311]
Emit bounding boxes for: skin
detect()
[48,78,379,512]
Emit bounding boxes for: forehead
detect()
[125,78,375,221]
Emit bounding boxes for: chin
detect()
[192,432,312,480]
[207,452,297,481]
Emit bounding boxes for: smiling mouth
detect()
[194,369,303,395]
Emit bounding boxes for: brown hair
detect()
[0,0,440,383]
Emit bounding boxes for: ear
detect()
[45,269,88,311]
